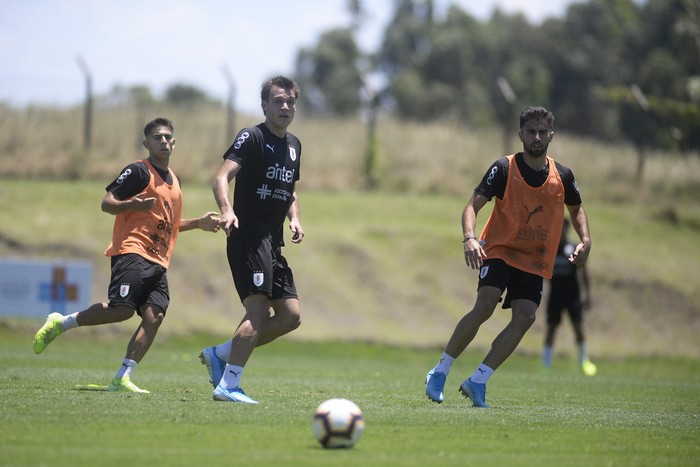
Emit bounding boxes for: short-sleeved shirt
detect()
[223,123,302,245]
[106,160,174,199]
[104,160,182,268]
[474,152,582,206]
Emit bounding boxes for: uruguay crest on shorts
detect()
[253,272,264,287]
[120,283,130,297]
[480,265,489,280]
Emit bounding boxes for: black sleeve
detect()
[105,162,150,200]
[474,157,509,200]
[289,133,302,182]
[554,162,583,206]
[223,127,260,165]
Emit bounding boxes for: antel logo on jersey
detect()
[233,131,250,150]
[116,168,132,184]
[266,163,295,183]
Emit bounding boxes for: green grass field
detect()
[2,107,699,466]
[1,326,698,466]
[1,176,699,465]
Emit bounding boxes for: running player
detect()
[199,76,304,403]
[33,117,221,393]
[425,106,592,407]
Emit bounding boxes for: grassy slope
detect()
[0,178,698,359]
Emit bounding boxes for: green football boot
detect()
[33,313,64,354]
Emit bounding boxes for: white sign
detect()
[0,258,92,317]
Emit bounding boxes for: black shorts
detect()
[107,254,169,314]
[227,235,298,302]
[547,292,583,326]
[478,258,543,309]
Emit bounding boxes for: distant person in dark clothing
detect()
[543,218,596,376]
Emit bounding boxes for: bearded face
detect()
[519,120,554,158]
[525,139,549,158]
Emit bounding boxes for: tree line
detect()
[294,0,700,153]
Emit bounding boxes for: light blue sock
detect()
[470,363,494,384]
[543,345,553,367]
[214,340,232,362]
[434,352,456,375]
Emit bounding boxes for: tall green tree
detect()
[295,27,364,116]
[296,0,700,152]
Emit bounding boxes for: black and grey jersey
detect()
[223,123,302,243]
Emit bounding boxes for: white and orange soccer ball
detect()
[311,398,365,449]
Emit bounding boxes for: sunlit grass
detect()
[1,331,698,466]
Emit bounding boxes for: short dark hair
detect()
[260,75,300,102]
[519,106,554,129]
[143,117,174,138]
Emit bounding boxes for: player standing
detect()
[543,218,597,375]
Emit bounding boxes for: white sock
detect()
[577,342,587,364]
[221,364,244,389]
[61,313,80,331]
[214,340,232,362]
[470,363,494,384]
[115,358,137,379]
[434,352,456,375]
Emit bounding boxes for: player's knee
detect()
[515,309,537,328]
[287,310,301,331]
[152,311,165,327]
[140,307,165,330]
[470,304,496,324]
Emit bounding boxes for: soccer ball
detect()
[311,398,365,449]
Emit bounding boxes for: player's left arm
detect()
[176,175,221,233]
[178,212,221,233]
[566,204,591,266]
[287,190,304,244]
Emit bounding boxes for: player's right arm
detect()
[212,158,242,236]
[462,192,489,270]
[101,162,153,214]
[101,191,156,214]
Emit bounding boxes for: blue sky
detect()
[0,0,577,113]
